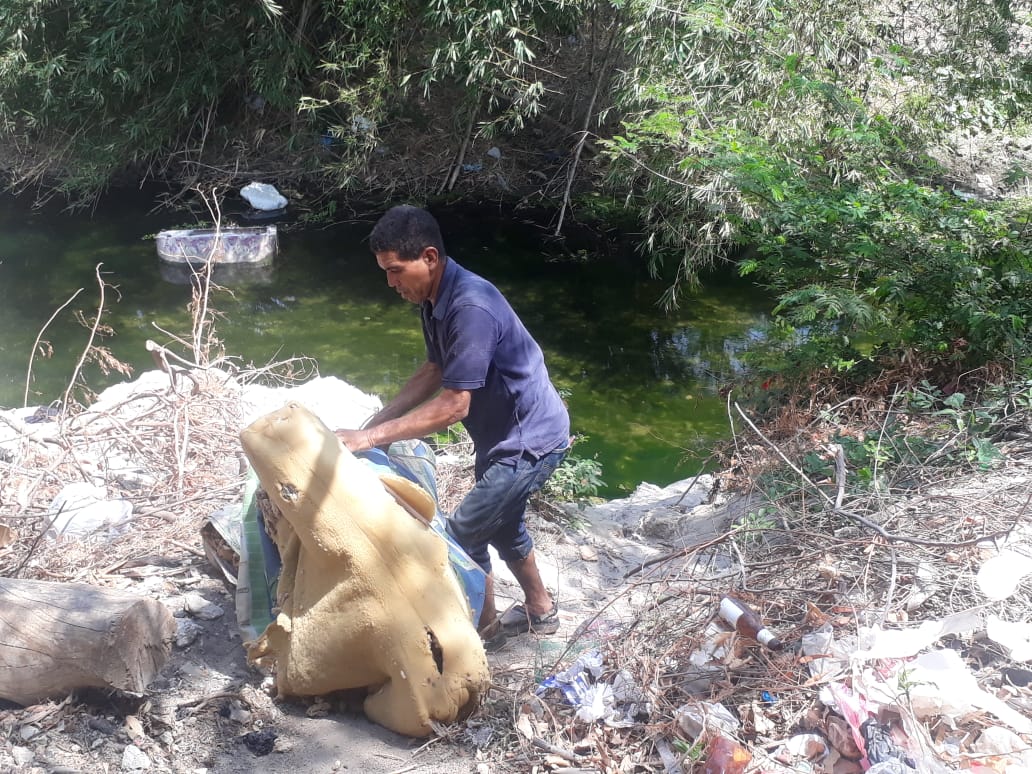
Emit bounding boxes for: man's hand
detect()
[335,428,375,454]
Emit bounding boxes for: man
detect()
[335,204,570,643]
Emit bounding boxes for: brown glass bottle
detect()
[719,595,783,650]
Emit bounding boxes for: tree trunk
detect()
[0,578,175,706]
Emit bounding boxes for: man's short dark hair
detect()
[369,205,447,261]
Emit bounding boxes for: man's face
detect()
[375,248,438,304]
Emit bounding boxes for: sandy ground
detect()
[0,487,682,774]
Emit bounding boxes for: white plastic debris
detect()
[853,608,982,660]
[574,682,615,723]
[801,623,846,682]
[486,146,502,160]
[240,182,287,211]
[785,733,829,760]
[351,115,375,134]
[875,649,1032,735]
[674,700,740,740]
[986,615,1032,662]
[970,726,1032,767]
[47,482,132,539]
[976,549,1032,601]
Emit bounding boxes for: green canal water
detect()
[0,193,772,496]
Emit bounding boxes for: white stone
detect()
[175,618,203,648]
[122,743,151,770]
[183,593,224,620]
[18,724,40,741]
[11,746,34,766]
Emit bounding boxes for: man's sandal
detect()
[499,601,560,636]
[479,620,510,652]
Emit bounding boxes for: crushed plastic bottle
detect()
[719,595,783,650]
[700,735,752,774]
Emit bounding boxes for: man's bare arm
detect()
[364,361,443,428]
[336,387,470,453]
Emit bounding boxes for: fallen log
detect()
[0,578,175,705]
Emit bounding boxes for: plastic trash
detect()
[674,700,740,740]
[986,614,1032,661]
[785,733,829,761]
[47,482,132,539]
[861,720,916,767]
[537,651,648,726]
[865,762,912,774]
[970,725,1032,767]
[240,182,287,211]
[874,649,1032,735]
[853,608,982,660]
[802,623,847,682]
[700,735,751,774]
[976,549,1032,600]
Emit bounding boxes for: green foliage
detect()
[298,0,581,187]
[0,0,305,197]
[601,0,1032,370]
[543,450,606,502]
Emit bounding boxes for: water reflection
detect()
[0,195,774,494]
[158,261,276,286]
[650,325,769,389]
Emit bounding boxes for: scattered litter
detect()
[861,720,915,768]
[536,650,650,726]
[969,725,1032,768]
[976,549,1032,600]
[700,734,751,773]
[718,595,783,649]
[785,733,830,761]
[240,182,287,212]
[853,608,982,660]
[47,482,132,540]
[986,614,1032,661]
[860,649,1032,735]
[674,700,740,739]
[802,623,848,682]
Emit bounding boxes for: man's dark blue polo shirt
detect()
[421,257,569,473]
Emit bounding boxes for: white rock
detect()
[122,743,151,770]
[19,724,40,741]
[11,746,34,766]
[183,593,224,620]
[175,619,204,648]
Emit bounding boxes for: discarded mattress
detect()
[238,402,489,737]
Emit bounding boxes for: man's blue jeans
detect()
[446,447,567,574]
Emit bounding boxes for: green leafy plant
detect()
[543,452,606,502]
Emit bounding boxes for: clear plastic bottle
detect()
[700,734,752,773]
[719,595,783,650]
